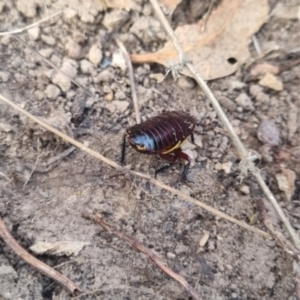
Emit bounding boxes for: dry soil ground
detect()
[0,0,300,299]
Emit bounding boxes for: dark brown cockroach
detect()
[121,111,196,180]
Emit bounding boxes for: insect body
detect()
[121,111,196,180]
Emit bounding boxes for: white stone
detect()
[235,93,254,111]
[66,39,82,59]
[0,71,10,82]
[27,26,40,40]
[113,100,130,112]
[45,84,60,99]
[112,50,127,71]
[41,35,56,46]
[80,59,94,74]
[88,44,102,65]
[102,10,129,30]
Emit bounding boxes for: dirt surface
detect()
[0,0,300,299]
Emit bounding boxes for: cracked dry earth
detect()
[0,0,300,299]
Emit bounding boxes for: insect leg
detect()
[191,132,195,145]
[174,150,191,181]
[121,134,127,164]
[155,153,179,178]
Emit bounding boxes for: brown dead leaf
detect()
[30,241,89,257]
[131,0,269,80]
[159,0,182,14]
[276,169,296,201]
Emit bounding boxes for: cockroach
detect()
[121,111,196,180]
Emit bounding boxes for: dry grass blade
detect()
[0,93,270,240]
[0,11,62,36]
[0,216,81,295]
[82,211,201,300]
[115,38,141,124]
[149,0,300,250]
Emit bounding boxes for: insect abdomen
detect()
[129,111,196,153]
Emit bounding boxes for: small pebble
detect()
[249,84,263,97]
[240,185,250,195]
[177,76,195,90]
[80,11,94,23]
[94,70,113,83]
[1,36,11,45]
[229,80,245,91]
[65,39,82,59]
[39,48,53,58]
[257,120,281,146]
[52,73,71,92]
[207,240,215,251]
[102,10,130,30]
[12,57,23,68]
[0,71,10,82]
[193,135,203,148]
[45,84,60,99]
[64,8,77,20]
[86,97,95,108]
[80,59,94,74]
[41,35,56,46]
[103,85,112,94]
[115,90,126,100]
[16,0,39,17]
[27,27,40,40]
[114,100,129,112]
[105,102,116,113]
[199,231,210,247]
[34,90,44,101]
[235,93,254,110]
[218,95,236,112]
[105,92,114,101]
[0,122,13,132]
[166,252,176,259]
[0,265,17,276]
[112,50,127,71]
[0,2,4,13]
[88,44,103,65]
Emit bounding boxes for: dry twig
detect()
[201,0,215,32]
[115,38,141,124]
[0,11,62,36]
[0,92,270,239]
[25,146,76,174]
[149,0,300,250]
[0,216,81,296]
[82,211,201,300]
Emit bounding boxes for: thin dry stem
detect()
[82,211,201,300]
[115,38,141,124]
[0,216,81,295]
[23,147,40,187]
[0,93,270,240]
[73,285,168,300]
[201,0,215,32]
[149,0,300,250]
[252,35,262,56]
[0,11,62,36]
